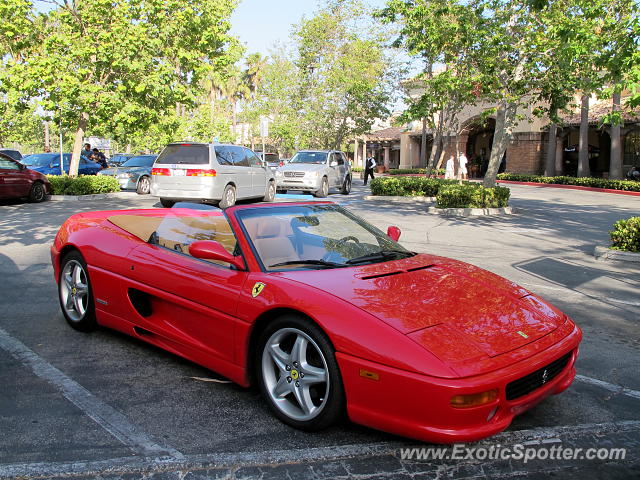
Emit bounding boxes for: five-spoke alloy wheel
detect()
[58,251,97,331]
[257,315,344,430]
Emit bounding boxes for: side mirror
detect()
[387,226,401,242]
[189,240,245,270]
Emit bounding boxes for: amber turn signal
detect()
[450,389,498,408]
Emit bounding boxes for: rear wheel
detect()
[28,182,46,203]
[58,251,97,332]
[256,314,344,431]
[314,177,329,198]
[159,198,175,208]
[263,181,276,202]
[219,184,236,208]
[136,176,150,195]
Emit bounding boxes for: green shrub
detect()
[46,175,121,195]
[496,173,640,192]
[610,217,640,252]
[351,166,363,172]
[388,168,445,176]
[370,176,460,197]
[436,184,510,208]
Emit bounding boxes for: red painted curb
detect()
[496,180,640,197]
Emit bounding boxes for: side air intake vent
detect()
[407,264,435,272]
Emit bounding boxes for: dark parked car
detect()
[0,152,50,202]
[98,154,157,194]
[21,153,102,176]
[0,149,23,162]
[256,151,280,172]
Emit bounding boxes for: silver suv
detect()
[150,143,276,208]
[275,150,351,197]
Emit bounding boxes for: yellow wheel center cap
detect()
[71,287,77,295]
[290,369,299,380]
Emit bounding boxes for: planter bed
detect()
[427,206,514,217]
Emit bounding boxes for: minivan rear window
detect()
[156,145,209,165]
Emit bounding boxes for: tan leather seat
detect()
[251,219,298,268]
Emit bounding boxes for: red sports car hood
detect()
[278,254,565,359]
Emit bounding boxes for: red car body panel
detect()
[50,202,582,444]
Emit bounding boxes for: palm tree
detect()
[221,72,250,136]
[244,53,268,99]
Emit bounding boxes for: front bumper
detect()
[276,175,321,191]
[117,176,137,190]
[337,324,581,444]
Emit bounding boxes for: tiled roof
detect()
[364,126,404,141]
[561,97,640,126]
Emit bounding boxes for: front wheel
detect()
[257,315,344,431]
[314,177,329,198]
[263,180,276,202]
[58,251,97,332]
[159,198,175,208]
[340,176,351,195]
[28,182,46,203]
[136,176,151,195]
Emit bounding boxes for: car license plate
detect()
[173,169,186,176]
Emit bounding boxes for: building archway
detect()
[461,117,496,178]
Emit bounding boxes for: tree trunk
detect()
[70,112,89,177]
[420,117,427,168]
[545,121,557,176]
[426,110,444,175]
[44,121,50,150]
[609,90,622,179]
[484,100,516,187]
[126,143,132,153]
[577,94,590,177]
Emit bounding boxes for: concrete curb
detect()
[594,246,640,263]
[363,195,436,203]
[427,206,514,216]
[47,192,132,201]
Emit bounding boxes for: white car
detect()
[275,150,351,197]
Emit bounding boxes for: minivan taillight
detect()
[186,168,217,177]
[152,168,170,176]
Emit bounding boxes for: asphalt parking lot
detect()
[0,183,638,479]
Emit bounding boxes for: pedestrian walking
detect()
[458,152,468,180]
[445,155,455,179]
[364,155,376,185]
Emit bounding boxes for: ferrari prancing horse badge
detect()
[252,282,266,298]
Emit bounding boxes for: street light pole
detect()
[59,116,64,175]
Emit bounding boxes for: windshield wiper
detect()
[269,259,348,269]
[346,250,416,265]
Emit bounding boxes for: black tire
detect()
[263,180,276,202]
[28,181,46,203]
[340,176,351,195]
[256,314,345,431]
[219,184,237,208]
[160,198,175,208]
[58,251,97,332]
[136,176,151,195]
[314,177,329,198]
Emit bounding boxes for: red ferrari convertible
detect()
[51,201,581,443]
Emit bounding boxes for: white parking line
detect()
[576,374,640,401]
[0,327,183,459]
[0,420,638,479]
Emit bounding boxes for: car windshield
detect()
[290,152,328,164]
[235,204,414,271]
[21,153,57,167]
[122,156,156,168]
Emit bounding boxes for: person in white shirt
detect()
[458,152,468,180]
[445,155,455,179]
[364,155,377,185]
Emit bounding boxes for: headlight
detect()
[276,170,283,177]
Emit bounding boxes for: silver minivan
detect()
[150,143,276,208]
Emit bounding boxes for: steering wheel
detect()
[339,236,360,244]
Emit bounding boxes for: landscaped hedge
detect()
[436,184,511,208]
[610,217,640,252]
[370,176,460,197]
[496,173,640,192]
[389,168,446,176]
[46,175,121,195]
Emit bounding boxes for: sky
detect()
[230,0,389,56]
